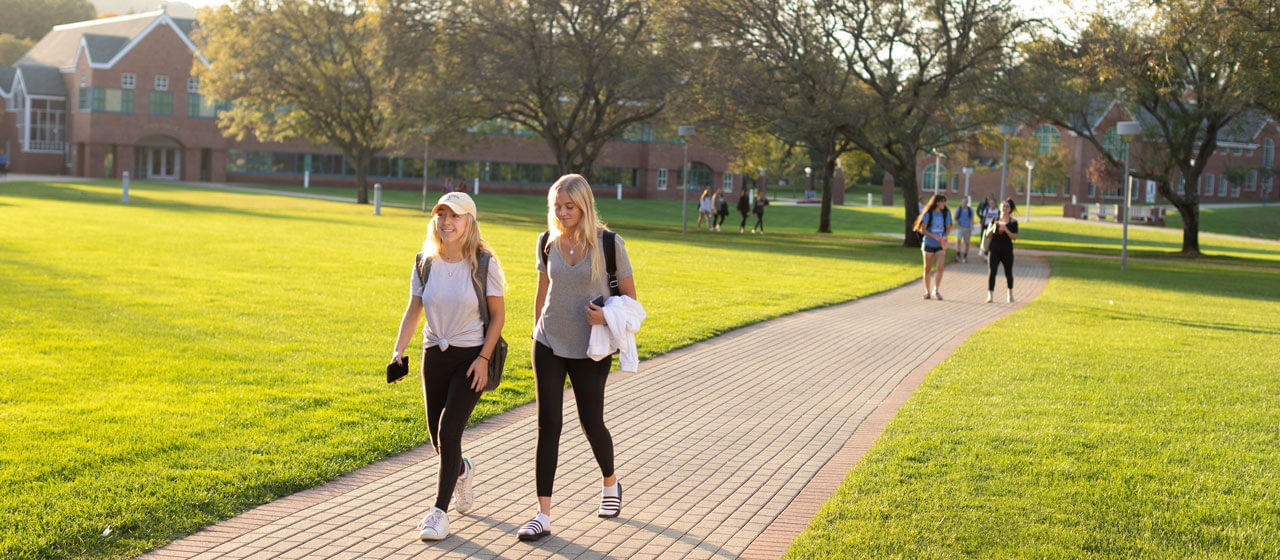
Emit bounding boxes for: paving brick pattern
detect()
[139,257,1048,560]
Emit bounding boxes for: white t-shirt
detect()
[410,255,504,350]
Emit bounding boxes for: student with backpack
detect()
[914,194,952,300]
[736,191,751,233]
[518,174,638,542]
[751,191,769,234]
[713,188,730,231]
[953,197,975,263]
[387,192,506,541]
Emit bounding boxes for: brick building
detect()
[911,102,1279,205]
[0,8,745,200]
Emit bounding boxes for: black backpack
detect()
[538,230,622,297]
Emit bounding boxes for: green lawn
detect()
[1162,204,1280,241]
[0,180,918,560]
[786,256,1280,559]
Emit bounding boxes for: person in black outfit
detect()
[986,198,1019,303]
[751,192,768,234]
[737,192,751,233]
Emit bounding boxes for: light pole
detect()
[804,166,812,199]
[1117,120,1141,271]
[999,124,1017,201]
[962,166,974,200]
[421,128,434,213]
[932,149,946,194]
[678,125,695,235]
[1024,160,1035,222]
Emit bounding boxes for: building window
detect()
[1088,182,1096,197]
[1202,174,1213,195]
[723,172,733,192]
[121,73,135,89]
[1035,124,1060,156]
[186,94,227,118]
[1219,175,1228,196]
[150,91,173,115]
[86,87,133,113]
[657,168,668,190]
[154,75,168,91]
[78,87,90,111]
[187,76,199,93]
[80,73,86,86]
[24,98,66,152]
[1102,127,1123,159]
[1246,170,1257,191]
[1177,174,1185,195]
[922,163,946,191]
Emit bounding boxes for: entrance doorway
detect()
[133,136,184,180]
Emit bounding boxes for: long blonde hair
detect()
[547,173,608,283]
[421,208,503,285]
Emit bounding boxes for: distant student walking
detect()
[519,174,638,542]
[985,198,1019,303]
[713,188,730,231]
[697,188,713,230]
[914,194,952,300]
[751,192,768,234]
[388,192,506,541]
[737,192,751,233]
[953,197,975,263]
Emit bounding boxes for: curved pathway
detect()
[139,257,1049,560]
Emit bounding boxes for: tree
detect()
[0,0,95,41]
[194,0,435,204]
[687,0,1030,240]
[999,3,1267,254]
[436,0,686,178]
[0,33,33,66]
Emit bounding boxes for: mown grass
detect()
[0,179,918,560]
[1162,204,1280,241]
[785,257,1280,559]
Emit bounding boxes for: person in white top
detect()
[389,192,506,542]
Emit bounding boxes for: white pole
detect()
[1025,168,1033,222]
[933,153,941,194]
[682,142,689,235]
[1122,143,1131,271]
[374,183,382,216]
[867,192,872,207]
[122,171,130,203]
[304,169,310,189]
[617,183,622,200]
[473,177,478,196]
[1000,137,1009,201]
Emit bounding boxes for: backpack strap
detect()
[415,252,431,290]
[603,230,620,296]
[473,250,491,327]
[537,230,551,270]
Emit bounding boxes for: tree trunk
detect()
[818,153,837,234]
[896,168,922,247]
[1172,199,1201,255]
[353,152,370,204]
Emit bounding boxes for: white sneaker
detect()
[454,458,475,514]
[417,506,449,541]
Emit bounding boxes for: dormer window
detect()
[155,75,168,91]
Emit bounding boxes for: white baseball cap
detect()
[433,192,477,218]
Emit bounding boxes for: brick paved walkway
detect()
[139,257,1049,560]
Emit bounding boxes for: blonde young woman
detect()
[389,192,506,541]
[518,174,638,542]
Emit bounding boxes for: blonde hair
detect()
[547,173,608,283]
[422,207,503,287]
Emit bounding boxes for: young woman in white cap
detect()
[517,174,637,542]
[389,192,506,541]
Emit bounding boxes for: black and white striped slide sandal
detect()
[517,517,550,542]
[599,483,622,518]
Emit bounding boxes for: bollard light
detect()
[122,171,130,203]
[374,183,382,216]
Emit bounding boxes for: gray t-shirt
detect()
[410,255,505,350]
[533,231,633,359]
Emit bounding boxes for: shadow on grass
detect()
[0,181,358,226]
[1044,256,1280,303]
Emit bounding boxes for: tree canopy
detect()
[0,0,95,41]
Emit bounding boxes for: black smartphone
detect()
[386,356,409,384]
[590,295,606,307]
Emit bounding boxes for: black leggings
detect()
[752,212,764,232]
[987,246,1014,291]
[533,341,614,497]
[739,211,749,229]
[422,345,485,510]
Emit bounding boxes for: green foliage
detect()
[786,256,1280,558]
[0,0,94,41]
[0,32,33,65]
[0,179,917,560]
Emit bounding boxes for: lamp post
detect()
[421,128,435,213]
[1116,120,1141,271]
[962,166,974,200]
[932,149,946,194]
[678,125,695,235]
[804,166,812,199]
[1024,160,1035,222]
[998,124,1017,201]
